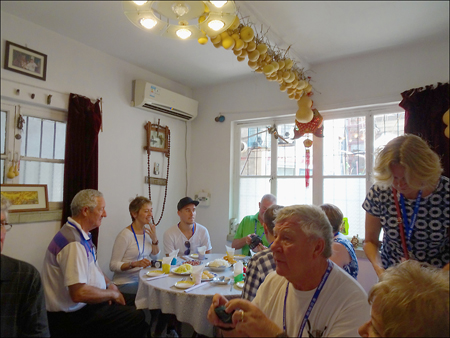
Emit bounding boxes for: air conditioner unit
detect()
[132,79,198,121]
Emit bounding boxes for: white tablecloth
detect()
[135,253,244,337]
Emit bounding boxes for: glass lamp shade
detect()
[161,23,203,40]
[176,28,192,39]
[208,19,225,31]
[200,12,236,37]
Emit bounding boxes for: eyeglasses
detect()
[1,223,13,232]
[184,241,190,255]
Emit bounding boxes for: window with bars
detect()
[233,105,404,239]
[1,102,66,202]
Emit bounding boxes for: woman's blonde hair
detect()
[368,260,449,337]
[373,134,442,190]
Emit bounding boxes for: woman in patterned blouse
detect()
[362,134,449,277]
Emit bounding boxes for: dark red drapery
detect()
[61,93,102,246]
[399,82,449,177]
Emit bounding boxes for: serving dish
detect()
[211,276,231,285]
[174,281,195,289]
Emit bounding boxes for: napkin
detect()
[225,245,235,260]
[146,274,169,282]
[234,261,244,282]
[169,250,179,265]
[191,265,205,285]
[184,282,208,293]
[197,246,206,260]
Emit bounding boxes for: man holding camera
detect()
[231,194,276,256]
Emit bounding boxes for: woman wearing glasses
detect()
[163,197,212,256]
[109,196,161,297]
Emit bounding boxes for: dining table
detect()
[135,253,247,337]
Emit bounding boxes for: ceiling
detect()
[1,1,449,89]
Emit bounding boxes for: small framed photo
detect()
[0,184,49,213]
[4,41,47,81]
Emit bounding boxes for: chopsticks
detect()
[184,282,208,293]
[145,274,169,281]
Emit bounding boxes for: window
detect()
[1,102,67,202]
[232,104,404,239]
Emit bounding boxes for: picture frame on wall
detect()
[0,184,49,213]
[3,40,47,81]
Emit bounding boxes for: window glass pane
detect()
[41,120,55,159]
[323,117,366,175]
[374,112,405,151]
[323,178,366,238]
[240,126,271,176]
[277,178,313,205]
[239,177,270,222]
[277,123,313,176]
[23,116,42,158]
[54,122,66,160]
[1,111,6,155]
[19,161,64,202]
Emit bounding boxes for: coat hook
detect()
[31,93,35,99]
[47,95,52,105]
[16,89,20,95]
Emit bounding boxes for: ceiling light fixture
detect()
[123,1,237,40]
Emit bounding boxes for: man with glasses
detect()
[1,196,50,337]
[163,197,212,256]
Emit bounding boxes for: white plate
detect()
[146,270,165,277]
[174,281,195,289]
[206,262,229,272]
[234,254,247,260]
[171,267,192,275]
[189,254,199,259]
[236,281,244,289]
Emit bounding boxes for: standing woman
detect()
[362,134,449,277]
[110,196,160,296]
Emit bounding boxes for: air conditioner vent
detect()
[142,104,191,121]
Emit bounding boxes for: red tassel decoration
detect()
[303,138,313,188]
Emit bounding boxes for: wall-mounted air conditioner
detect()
[132,79,198,121]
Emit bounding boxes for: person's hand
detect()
[245,234,253,245]
[133,258,152,268]
[145,224,158,243]
[226,298,283,337]
[252,243,267,253]
[207,294,235,330]
[108,284,126,305]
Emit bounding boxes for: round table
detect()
[135,253,245,337]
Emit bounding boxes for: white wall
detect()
[1,11,194,278]
[190,38,449,292]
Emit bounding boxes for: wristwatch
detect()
[129,261,133,269]
[152,240,159,245]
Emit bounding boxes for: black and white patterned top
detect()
[241,248,276,301]
[362,176,449,269]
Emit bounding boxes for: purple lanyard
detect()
[131,224,145,259]
[68,221,96,263]
[399,191,422,252]
[283,260,333,337]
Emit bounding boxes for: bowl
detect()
[206,262,229,272]
[211,276,231,285]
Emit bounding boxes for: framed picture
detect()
[145,122,170,154]
[0,184,49,213]
[4,41,47,81]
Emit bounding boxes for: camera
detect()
[214,305,235,324]
[249,234,262,250]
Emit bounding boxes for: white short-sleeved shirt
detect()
[163,223,212,256]
[253,262,370,337]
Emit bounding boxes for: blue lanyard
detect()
[283,260,333,337]
[68,221,96,263]
[254,219,265,238]
[130,224,145,259]
[178,222,195,237]
[399,191,422,252]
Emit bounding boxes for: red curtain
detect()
[61,94,102,246]
[399,82,449,177]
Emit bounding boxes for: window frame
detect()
[231,102,404,239]
[1,100,67,204]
